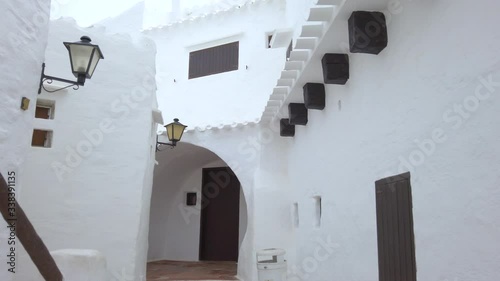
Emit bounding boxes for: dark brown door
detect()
[199,167,240,261]
[375,172,417,281]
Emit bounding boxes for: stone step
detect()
[308,5,336,21]
[295,37,318,50]
[314,0,343,5]
[288,50,310,62]
[277,78,295,87]
[300,22,325,37]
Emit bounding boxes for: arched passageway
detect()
[147,142,248,279]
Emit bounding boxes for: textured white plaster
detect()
[2,1,497,281]
[265,0,500,280]
[50,249,107,281]
[0,0,51,280]
[17,19,158,281]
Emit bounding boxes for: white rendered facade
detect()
[15,19,159,281]
[0,0,499,281]
[0,0,51,280]
[151,0,500,280]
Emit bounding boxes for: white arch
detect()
[148,142,249,269]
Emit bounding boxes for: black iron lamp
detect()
[38,36,104,94]
[156,118,188,151]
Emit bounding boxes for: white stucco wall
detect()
[258,0,500,280]
[145,0,289,128]
[161,123,295,281]
[17,19,158,281]
[169,126,260,281]
[252,125,296,271]
[6,1,497,281]
[0,0,51,280]
[149,143,248,262]
[135,120,158,281]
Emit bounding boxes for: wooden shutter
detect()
[35,106,50,119]
[32,130,48,147]
[189,41,239,79]
[375,172,417,281]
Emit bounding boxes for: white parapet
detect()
[50,249,107,281]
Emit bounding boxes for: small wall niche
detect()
[313,196,322,228]
[31,129,53,148]
[266,33,273,48]
[186,192,197,206]
[35,99,55,119]
[293,202,299,228]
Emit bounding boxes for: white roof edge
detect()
[184,118,261,133]
[142,0,279,33]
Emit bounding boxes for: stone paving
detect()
[147,260,238,280]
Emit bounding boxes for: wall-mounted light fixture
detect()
[156,118,188,151]
[38,36,104,94]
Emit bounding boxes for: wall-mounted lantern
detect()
[156,118,188,151]
[38,36,104,94]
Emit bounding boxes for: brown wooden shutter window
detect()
[189,41,239,79]
[35,106,50,119]
[31,130,51,148]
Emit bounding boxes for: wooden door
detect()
[199,167,240,261]
[375,172,417,281]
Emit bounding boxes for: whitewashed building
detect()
[1,0,499,281]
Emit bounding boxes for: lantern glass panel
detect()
[166,122,186,142]
[68,44,95,76]
[87,49,102,78]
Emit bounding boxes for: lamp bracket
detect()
[156,135,177,152]
[38,63,85,94]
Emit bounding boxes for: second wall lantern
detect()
[156,118,188,151]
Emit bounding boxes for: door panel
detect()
[199,167,240,261]
[375,172,416,281]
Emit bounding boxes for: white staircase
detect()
[260,0,343,122]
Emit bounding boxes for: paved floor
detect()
[147,260,238,281]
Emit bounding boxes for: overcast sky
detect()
[51,0,224,26]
